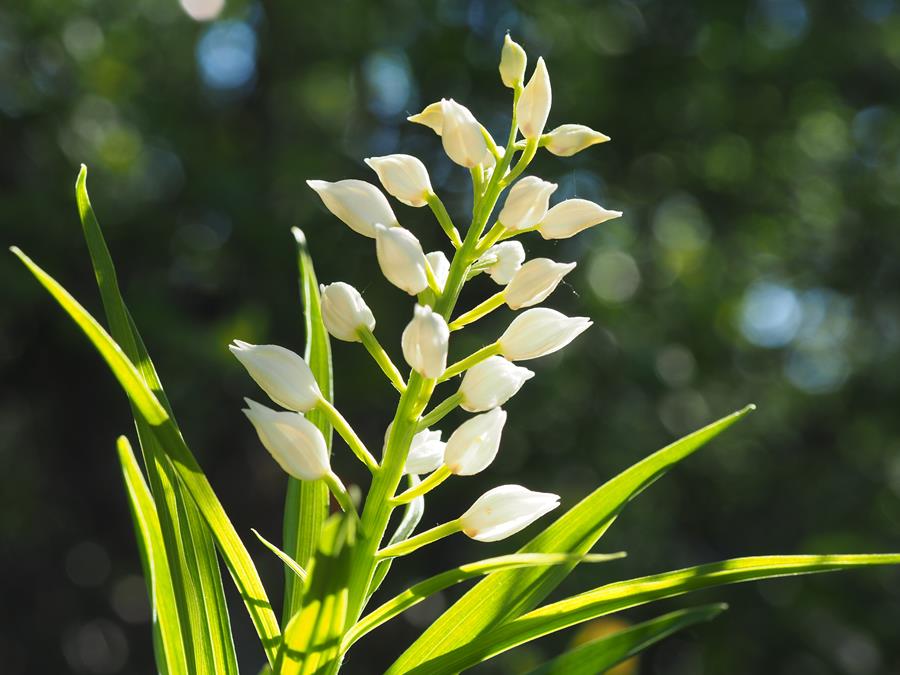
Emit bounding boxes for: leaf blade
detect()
[389,405,754,672]
[399,554,900,674]
[523,604,727,675]
[12,246,282,664]
[116,436,189,675]
[283,227,334,624]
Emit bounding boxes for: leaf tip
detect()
[291,227,306,246]
[742,403,757,413]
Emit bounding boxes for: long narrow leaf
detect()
[253,528,308,582]
[11,246,282,664]
[283,227,334,624]
[389,405,754,671]
[343,552,625,653]
[76,166,236,673]
[116,436,189,675]
[524,603,727,675]
[396,553,900,674]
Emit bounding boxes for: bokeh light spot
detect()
[363,50,413,118]
[739,281,802,348]
[196,21,257,91]
[180,0,225,22]
[588,250,641,303]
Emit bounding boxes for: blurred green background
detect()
[3,0,900,673]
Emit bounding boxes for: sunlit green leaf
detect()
[282,227,334,625]
[343,552,625,653]
[11,245,281,665]
[397,554,900,674]
[389,405,754,672]
[524,604,727,675]
[116,435,188,675]
[253,528,308,582]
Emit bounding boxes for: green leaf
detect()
[116,436,189,675]
[75,166,236,673]
[389,405,754,672]
[397,553,900,674]
[343,552,625,653]
[524,604,727,675]
[282,227,334,624]
[11,246,281,664]
[278,514,355,675]
[253,528,308,582]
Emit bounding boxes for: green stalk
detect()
[449,293,506,331]
[427,193,463,248]
[317,399,379,472]
[376,520,462,559]
[439,343,501,383]
[392,466,453,505]
[417,392,464,430]
[358,328,406,394]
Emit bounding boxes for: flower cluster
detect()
[232,35,620,551]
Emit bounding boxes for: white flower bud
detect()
[365,154,433,208]
[504,258,576,310]
[444,408,506,475]
[242,399,329,481]
[374,224,429,295]
[460,484,560,542]
[498,308,592,361]
[497,176,557,231]
[539,199,622,240]
[320,282,375,342]
[426,250,450,291]
[544,124,610,157]
[405,429,446,475]
[401,305,450,378]
[306,179,397,237]
[459,356,534,412]
[517,57,551,139]
[480,241,525,285]
[441,99,489,168]
[229,340,321,412]
[499,34,527,88]
[408,100,444,134]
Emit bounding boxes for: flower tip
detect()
[305,179,328,193]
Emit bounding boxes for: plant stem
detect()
[323,471,357,517]
[417,391,464,430]
[358,328,406,394]
[316,399,379,472]
[391,466,452,504]
[427,193,462,248]
[474,221,509,258]
[449,292,505,331]
[375,519,461,559]
[439,343,501,382]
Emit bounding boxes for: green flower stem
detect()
[375,519,461,559]
[499,223,539,242]
[323,471,357,517]
[391,466,452,505]
[357,327,406,394]
[426,193,462,248]
[473,221,509,258]
[417,391,464,430]
[316,398,379,473]
[449,292,506,331]
[439,343,502,383]
[500,137,539,188]
[342,85,526,640]
[471,166,485,199]
[481,125,502,159]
